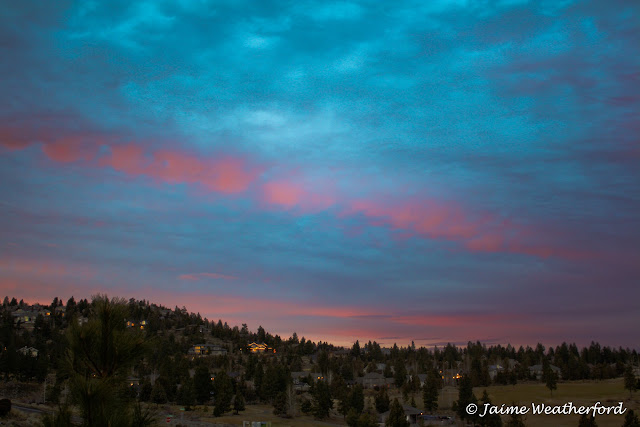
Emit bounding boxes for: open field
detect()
[474,378,639,427]
[160,379,640,426]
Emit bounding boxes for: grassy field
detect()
[177,403,348,426]
[180,380,640,426]
[175,379,639,426]
[472,378,639,427]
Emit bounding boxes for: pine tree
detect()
[311,380,333,419]
[624,365,637,398]
[477,390,502,427]
[394,359,407,388]
[386,398,409,427]
[422,369,439,413]
[505,411,526,427]
[177,378,196,408]
[454,375,478,424]
[578,413,598,427]
[193,365,212,404]
[375,387,390,413]
[64,295,147,426]
[233,389,246,415]
[212,371,233,417]
[150,381,168,404]
[349,384,365,415]
[622,409,640,427]
[543,359,557,396]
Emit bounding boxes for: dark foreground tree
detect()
[422,369,439,413]
[386,398,409,427]
[233,389,246,415]
[311,380,333,419]
[41,403,72,427]
[543,359,558,396]
[212,371,233,417]
[375,387,390,413]
[504,401,526,427]
[624,365,637,398]
[64,295,148,427]
[623,410,640,427]
[454,375,478,424]
[477,390,502,427]
[578,413,597,427]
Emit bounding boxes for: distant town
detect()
[0,295,638,427]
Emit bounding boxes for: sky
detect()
[1,0,638,349]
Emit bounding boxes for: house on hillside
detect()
[12,309,37,325]
[247,342,275,353]
[360,372,386,389]
[188,344,228,357]
[440,369,463,383]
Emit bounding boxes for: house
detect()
[17,346,39,357]
[488,364,504,381]
[381,405,423,426]
[293,382,310,392]
[188,344,228,357]
[127,377,140,388]
[247,342,275,353]
[440,369,463,384]
[309,372,324,382]
[77,317,89,326]
[416,374,428,387]
[529,364,561,380]
[12,309,37,324]
[291,372,313,392]
[291,371,324,385]
[360,372,386,389]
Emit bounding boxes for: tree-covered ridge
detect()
[0,295,638,425]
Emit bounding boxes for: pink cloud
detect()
[0,257,96,280]
[260,176,336,212]
[0,121,592,260]
[262,180,304,208]
[101,146,260,194]
[42,134,102,163]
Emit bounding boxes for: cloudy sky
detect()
[1,0,638,348]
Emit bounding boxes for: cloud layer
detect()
[1,0,638,347]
